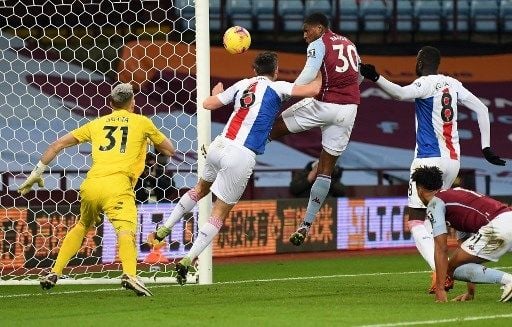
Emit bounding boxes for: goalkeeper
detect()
[19,83,174,296]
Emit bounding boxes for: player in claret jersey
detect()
[412,166,512,303]
[360,46,506,292]
[270,13,362,246]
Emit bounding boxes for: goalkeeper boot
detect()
[289,222,310,246]
[175,257,192,286]
[40,272,58,290]
[121,274,153,297]
[500,282,512,302]
[147,226,171,246]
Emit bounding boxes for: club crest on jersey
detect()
[307,49,316,58]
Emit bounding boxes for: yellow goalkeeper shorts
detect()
[79,174,137,229]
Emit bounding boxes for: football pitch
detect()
[2,251,512,327]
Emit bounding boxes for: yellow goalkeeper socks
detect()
[52,221,88,276]
[117,230,137,276]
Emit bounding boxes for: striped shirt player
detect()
[218,76,292,156]
[375,74,491,209]
[147,52,321,284]
[360,47,506,293]
[206,76,296,204]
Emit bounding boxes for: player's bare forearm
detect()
[434,234,449,302]
[203,96,224,110]
[202,83,225,110]
[40,133,79,165]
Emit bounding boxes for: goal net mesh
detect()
[0,0,201,284]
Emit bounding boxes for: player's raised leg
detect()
[147,180,213,245]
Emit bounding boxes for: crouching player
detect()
[412,166,512,302]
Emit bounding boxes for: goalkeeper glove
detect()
[18,161,47,195]
[359,63,380,82]
[482,147,506,166]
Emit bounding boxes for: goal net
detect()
[0,0,211,285]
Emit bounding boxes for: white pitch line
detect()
[357,313,512,327]
[2,266,511,299]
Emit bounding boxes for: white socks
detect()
[163,189,199,229]
[409,220,435,271]
[187,217,223,261]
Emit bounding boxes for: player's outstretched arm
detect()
[458,89,506,166]
[360,63,427,101]
[203,82,230,110]
[19,133,79,195]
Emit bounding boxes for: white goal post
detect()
[0,0,212,285]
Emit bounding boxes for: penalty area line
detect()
[357,313,512,327]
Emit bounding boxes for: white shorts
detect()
[408,157,460,208]
[460,212,512,262]
[281,98,357,156]
[202,136,256,205]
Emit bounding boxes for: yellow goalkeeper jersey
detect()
[71,109,166,184]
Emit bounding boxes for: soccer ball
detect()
[223,26,251,54]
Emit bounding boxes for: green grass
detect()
[2,252,512,326]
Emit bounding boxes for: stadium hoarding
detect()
[276,198,337,253]
[0,205,99,270]
[337,197,413,250]
[2,197,466,271]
